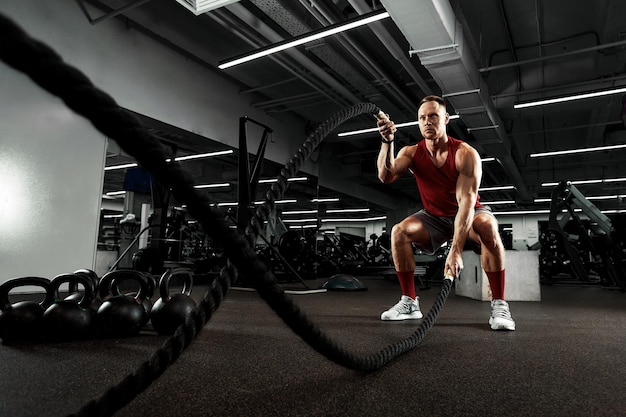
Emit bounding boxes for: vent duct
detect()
[380,0,530,202]
[174,0,241,15]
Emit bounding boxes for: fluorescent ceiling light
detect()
[104,149,233,170]
[258,176,308,183]
[312,198,340,203]
[283,218,318,223]
[194,182,230,189]
[322,216,387,223]
[326,208,370,213]
[282,210,318,215]
[494,210,551,215]
[174,0,241,16]
[337,114,460,137]
[218,11,390,69]
[104,162,138,171]
[541,179,602,187]
[103,214,124,219]
[105,191,126,196]
[480,200,515,205]
[172,150,234,161]
[514,86,626,109]
[530,143,626,158]
[253,199,296,205]
[479,185,515,191]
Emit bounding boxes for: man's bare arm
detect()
[376,118,413,183]
[446,143,482,276]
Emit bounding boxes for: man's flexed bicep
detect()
[455,143,482,208]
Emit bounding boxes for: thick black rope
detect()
[0,12,454,417]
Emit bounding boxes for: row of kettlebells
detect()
[0,267,197,344]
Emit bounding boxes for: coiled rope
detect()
[0,13,454,417]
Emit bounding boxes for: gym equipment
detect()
[65,268,99,304]
[43,273,94,341]
[150,268,196,335]
[322,274,367,291]
[112,271,156,323]
[95,269,150,338]
[0,277,53,344]
[540,180,625,289]
[131,246,165,274]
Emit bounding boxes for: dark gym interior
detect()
[1,1,625,416]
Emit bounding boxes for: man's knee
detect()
[472,215,501,249]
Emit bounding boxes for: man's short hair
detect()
[418,95,446,111]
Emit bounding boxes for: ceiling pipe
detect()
[219,2,364,106]
[347,0,433,96]
[302,0,418,113]
[207,7,356,109]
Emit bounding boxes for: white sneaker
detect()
[489,299,516,331]
[381,295,423,321]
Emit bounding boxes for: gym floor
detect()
[1,275,625,417]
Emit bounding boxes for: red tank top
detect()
[411,136,482,217]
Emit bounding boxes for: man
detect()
[376,95,515,331]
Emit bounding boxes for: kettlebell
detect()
[43,273,94,342]
[0,277,53,344]
[65,269,99,305]
[112,271,156,323]
[95,269,149,338]
[150,268,196,335]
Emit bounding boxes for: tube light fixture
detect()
[254,199,297,205]
[514,86,626,109]
[194,182,231,189]
[494,210,551,215]
[104,149,233,170]
[311,198,340,203]
[172,150,234,161]
[541,179,603,187]
[105,191,126,196]
[322,216,387,223]
[480,200,516,205]
[479,185,515,191]
[530,143,626,158]
[282,210,318,215]
[218,10,390,70]
[258,176,308,183]
[283,218,318,223]
[326,208,370,213]
[104,162,138,171]
[337,114,460,137]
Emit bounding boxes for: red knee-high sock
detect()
[397,270,416,299]
[486,270,505,300]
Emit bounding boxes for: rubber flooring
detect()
[1,275,625,417]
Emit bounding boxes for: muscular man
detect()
[376,95,515,331]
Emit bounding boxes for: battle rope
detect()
[0,12,454,417]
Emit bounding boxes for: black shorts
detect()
[409,206,495,254]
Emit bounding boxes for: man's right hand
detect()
[377,117,396,143]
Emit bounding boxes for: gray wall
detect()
[0,1,311,284]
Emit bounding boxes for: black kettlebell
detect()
[43,273,94,342]
[65,269,99,305]
[112,271,156,323]
[95,270,149,338]
[0,277,53,344]
[150,268,196,335]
